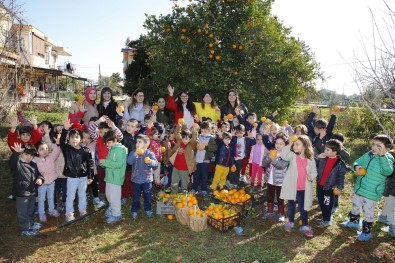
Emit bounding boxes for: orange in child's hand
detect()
[192,123,199,129]
[269,149,278,158]
[178,118,184,125]
[152,105,159,111]
[299,220,303,226]
[230,166,236,173]
[227,114,234,120]
[117,105,124,112]
[144,157,151,164]
[333,188,340,195]
[291,135,298,142]
[359,167,367,176]
[161,146,166,153]
[78,98,85,105]
[136,148,144,155]
[252,123,257,128]
[167,214,174,220]
[260,117,266,122]
[333,105,340,112]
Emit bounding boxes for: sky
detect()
[20,0,387,95]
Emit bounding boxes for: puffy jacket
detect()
[353,151,394,201]
[383,151,395,197]
[215,140,235,167]
[60,129,94,179]
[7,127,42,151]
[316,156,347,191]
[102,143,128,186]
[127,149,158,184]
[306,112,336,155]
[262,155,289,185]
[11,154,45,197]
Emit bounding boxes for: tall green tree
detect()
[125,0,321,116]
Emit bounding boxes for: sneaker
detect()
[284,222,294,232]
[21,229,39,236]
[262,212,275,219]
[240,175,248,183]
[299,225,314,237]
[225,180,232,189]
[331,206,338,214]
[120,198,128,205]
[30,222,43,231]
[39,214,47,223]
[146,210,154,218]
[105,208,113,218]
[317,220,331,228]
[106,215,122,224]
[389,225,395,237]
[66,213,75,222]
[48,210,60,217]
[377,213,389,225]
[357,232,372,241]
[201,191,208,197]
[341,220,362,229]
[79,211,87,217]
[131,212,138,219]
[277,214,285,222]
[96,200,106,209]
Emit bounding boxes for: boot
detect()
[341,212,361,229]
[263,202,275,219]
[277,203,285,222]
[357,221,373,241]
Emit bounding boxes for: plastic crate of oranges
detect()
[205,203,240,232]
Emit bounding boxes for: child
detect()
[280,135,317,237]
[82,130,106,209]
[168,125,198,192]
[228,124,255,188]
[7,115,42,150]
[100,130,128,223]
[211,131,235,190]
[127,134,158,219]
[248,133,268,191]
[121,118,140,204]
[262,133,290,221]
[263,123,280,150]
[315,139,347,227]
[294,124,308,136]
[342,134,394,241]
[33,140,62,222]
[379,150,395,237]
[306,105,337,156]
[88,115,123,196]
[148,128,163,185]
[60,120,95,222]
[163,125,177,190]
[192,121,218,196]
[10,144,44,236]
[236,111,257,134]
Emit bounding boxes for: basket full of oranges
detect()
[212,188,252,217]
[205,203,240,232]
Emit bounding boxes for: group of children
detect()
[8,100,395,242]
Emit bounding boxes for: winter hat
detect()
[84,87,97,105]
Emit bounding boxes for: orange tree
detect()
[125,0,321,115]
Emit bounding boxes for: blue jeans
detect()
[131,182,152,213]
[288,190,309,226]
[66,177,88,215]
[38,182,55,215]
[193,162,209,192]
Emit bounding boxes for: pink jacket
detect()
[248,143,268,165]
[33,145,62,184]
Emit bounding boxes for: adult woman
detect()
[194,92,221,123]
[69,86,99,125]
[153,96,172,125]
[97,87,121,122]
[167,85,197,128]
[220,89,248,121]
[123,88,150,123]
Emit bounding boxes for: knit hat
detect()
[84,87,97,105]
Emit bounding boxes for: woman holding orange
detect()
[167,85,197,129]
[194,92,221,123]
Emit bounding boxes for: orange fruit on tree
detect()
[209,54,213,59]
[239,45,244,50]
[269,149,278,158]
[117,105,124,112]
[214,40,219,45]
[152,105,159,111]
[291,135,298,142]
[215,55,220,61]
[144,157,151,164]
[167,214,174,220]
[209,33,214,38]
[210,50,215,54]
[227,113,234,120]
[204,24,209,29]
[197,28,202,33]
[359,167,367,176]
[260,116,266,122]
[136,148,144,155]
[181,28,187,33]
[232,44,237,49]
[178,118,184,125]
[180,35,185,40]
[333,105,340,112]
[208,43,214,48]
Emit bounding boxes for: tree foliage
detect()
[125,0,320,116]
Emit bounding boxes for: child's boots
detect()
[342,212,362,229]
[357,221,373,241]
[263,202,275,219]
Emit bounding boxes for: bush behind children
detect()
[6,89,395,242]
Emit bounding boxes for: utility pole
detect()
[98,64,102,81]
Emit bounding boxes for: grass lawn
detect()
[0,111,394,262]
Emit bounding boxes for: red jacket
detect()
[96,136,108,160]
[167,96,197,125]
[7,128,42,150]
[149,139,163,163]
